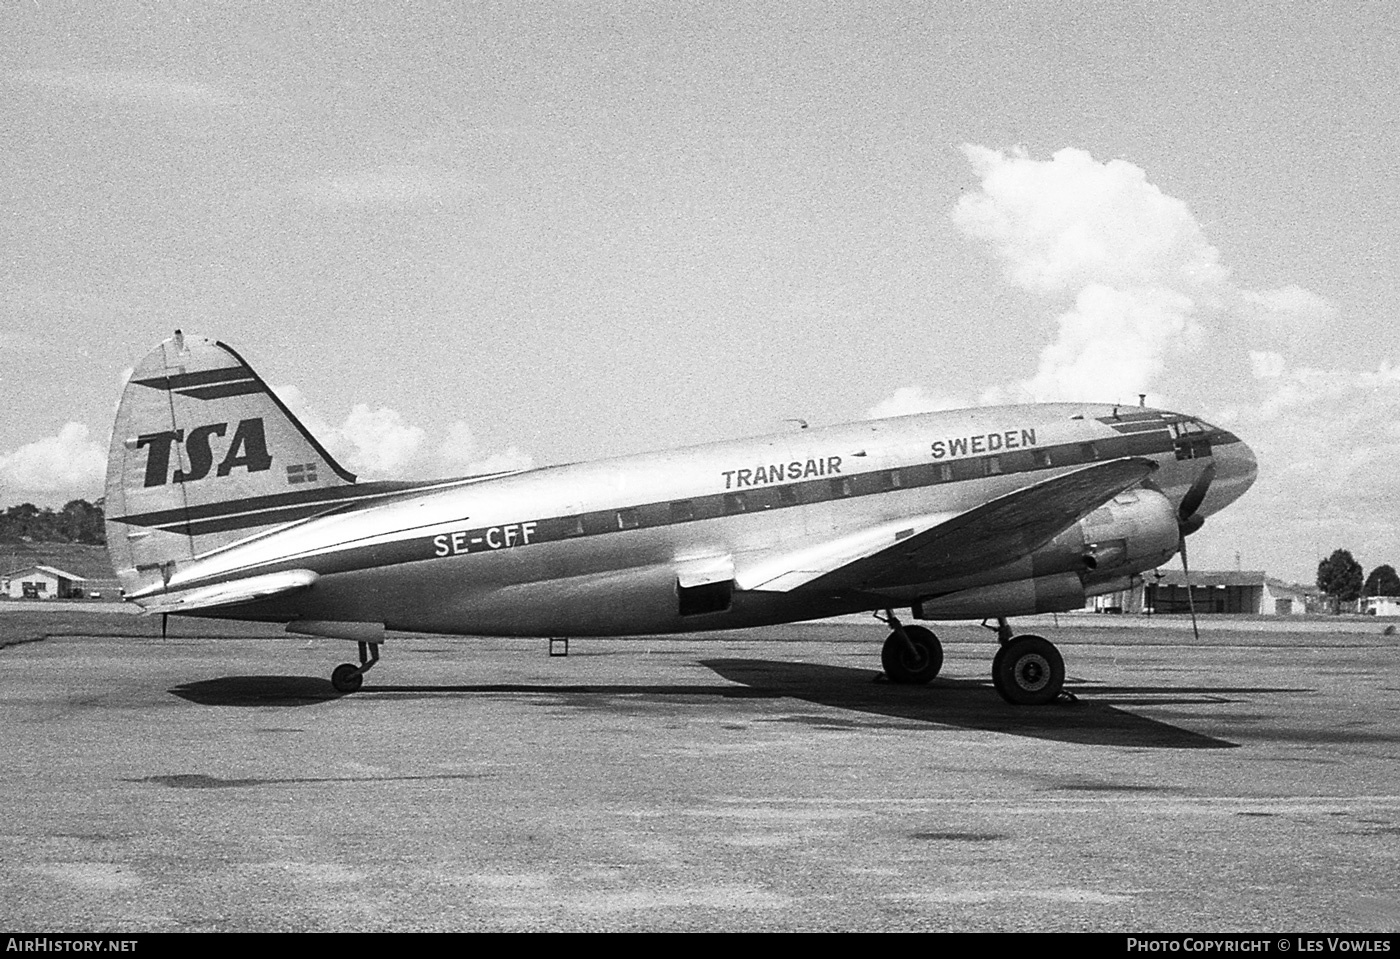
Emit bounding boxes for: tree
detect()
[1317,549,1364,613]
[0,499,105,545]
[58,499,105,544]
[1364,564,1400,598]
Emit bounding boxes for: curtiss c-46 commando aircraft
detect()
[104,333,1257,703]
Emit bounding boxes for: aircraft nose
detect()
[1203,437,1258,514]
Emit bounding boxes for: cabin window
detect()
[777,485,800,506]
[562,514,585,537]
[985,456,1002,475]
[670,500,695,522]
[938,464,954,482]
[831,477,854,498]
[881,469,903,489]
[1032,450,1053,468]
[616,508,640,530]
[1079,442,1098,461]
[723,492,748,514]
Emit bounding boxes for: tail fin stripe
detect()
[178,382,266,400]
[109,479,445,529]
[133,366,256,392]
[216,342,357,484]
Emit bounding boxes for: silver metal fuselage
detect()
[142,403,1256,637]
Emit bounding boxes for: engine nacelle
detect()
[1075,487,1180,584]
[908,488,1180,620]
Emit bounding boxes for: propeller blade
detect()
[1178,460,1217,526]
[1180,534,1200,642]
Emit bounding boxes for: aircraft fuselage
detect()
[124,402,1255,637]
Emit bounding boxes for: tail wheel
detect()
[992,634,1064,705]
[881,625,943,684]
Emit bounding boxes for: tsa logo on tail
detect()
[135,417,273,486]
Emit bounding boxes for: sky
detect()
[2,1,1397,584]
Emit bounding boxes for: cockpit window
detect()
[1171,418,1213,460]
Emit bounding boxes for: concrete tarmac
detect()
[2,608,1398,932]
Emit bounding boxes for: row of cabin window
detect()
[556,441,1104,535]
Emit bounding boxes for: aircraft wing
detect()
[134,569,319,616]
[737,457,1157,593]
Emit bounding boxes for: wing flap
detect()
[740,457,1157,594]
[135,568,318,615]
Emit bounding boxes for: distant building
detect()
[2,565,89,600]
[1363,596,1400,617]
[1089,570,1318,615]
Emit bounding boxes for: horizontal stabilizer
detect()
[135,569,318,615]
[739,457,1157,593]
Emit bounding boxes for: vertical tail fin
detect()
[105,332,356,595]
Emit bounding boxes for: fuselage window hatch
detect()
[617,508,641,530]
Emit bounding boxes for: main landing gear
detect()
[330,641,380,694]
[877,610,943,685]
[986,617,1067,706]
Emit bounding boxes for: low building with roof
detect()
[1363,595,1400,617]
[2,564,89,600]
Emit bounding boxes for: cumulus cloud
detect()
[275,385,530,480]
[953,145,1234,403]
[865,386,964,420]
[947,144,1398,579]
[951,144,1346,409]
[0,424,106,503]
[337,405,426,477]
[953,145,1229,297]
[1222,357,1400,574]
[434,422,534,476]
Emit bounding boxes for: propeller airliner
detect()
[104,333,1257,703]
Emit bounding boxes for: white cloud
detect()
[952,144,1338,406]
[434,422,534,476]
[952,145,1229,297]
[865,386,964,420]
[950,144,1394,581]
[338,405,426,477]
[0,424,106,503]
[275,385,531,480]
[1222,359,1400,576]
[1017,284,1194,403]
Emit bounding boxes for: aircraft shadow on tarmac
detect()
[162,656,1308,748]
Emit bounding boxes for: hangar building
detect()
[1089,571,1317,615]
